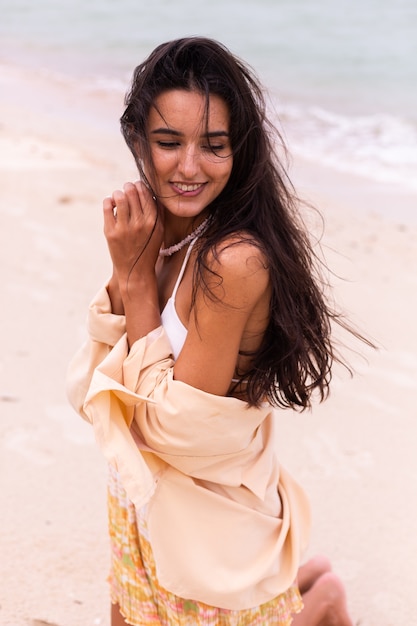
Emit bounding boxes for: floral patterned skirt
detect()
[107,466,303,626]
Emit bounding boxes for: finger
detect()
[134,180,158,219]
[103,195,117,229]
[135,179,156,199]
[123,181,144,217]
[134,180,154,201]
[112,189,130,223]
[134,181,164,249]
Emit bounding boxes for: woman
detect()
[67,37,356,625]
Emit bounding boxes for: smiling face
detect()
[145,89,233,222]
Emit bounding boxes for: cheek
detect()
[208,155,233,181]
[146,154,172,189]
[151,153,166,175]
[219,160,233,185]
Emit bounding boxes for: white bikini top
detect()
[160,237,198,360]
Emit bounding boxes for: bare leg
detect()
[111,603,130,626]
[297,555,333,594]
[293,556,354,626]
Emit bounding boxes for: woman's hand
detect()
[103,181,164,345]
[103,181,163,294]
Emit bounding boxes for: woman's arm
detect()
[103,181,164,346]
[174,240,270,396]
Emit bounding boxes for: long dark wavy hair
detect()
[120,37,371,410]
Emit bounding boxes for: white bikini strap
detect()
[171,236,199,300]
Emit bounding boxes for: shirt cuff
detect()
[87,284,126,346]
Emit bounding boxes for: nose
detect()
[178,144,199,179]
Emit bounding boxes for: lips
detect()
[172,182,206,194]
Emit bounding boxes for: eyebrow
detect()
[150,128,229,138]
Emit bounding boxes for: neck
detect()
[163,213,207,247]
[159,214,210,258]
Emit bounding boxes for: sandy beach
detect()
[1,64,416,626]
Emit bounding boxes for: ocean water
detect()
[1,0,417,192]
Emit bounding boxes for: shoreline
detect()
[1,66,416,626]
[2,58,417,204]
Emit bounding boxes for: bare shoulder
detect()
[175,235,271,395]
[203,235,270,306]
[207,234,269,280]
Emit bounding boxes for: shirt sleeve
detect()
[66,284,127,421]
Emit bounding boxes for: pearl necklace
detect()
[159,217,210,257]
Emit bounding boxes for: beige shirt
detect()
[66,286,311,610]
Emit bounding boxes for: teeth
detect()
[176,183,201,192]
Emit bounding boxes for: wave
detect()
[278,104,417,192]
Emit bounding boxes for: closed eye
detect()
[202,143,226,152]
[157,141,180,149]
